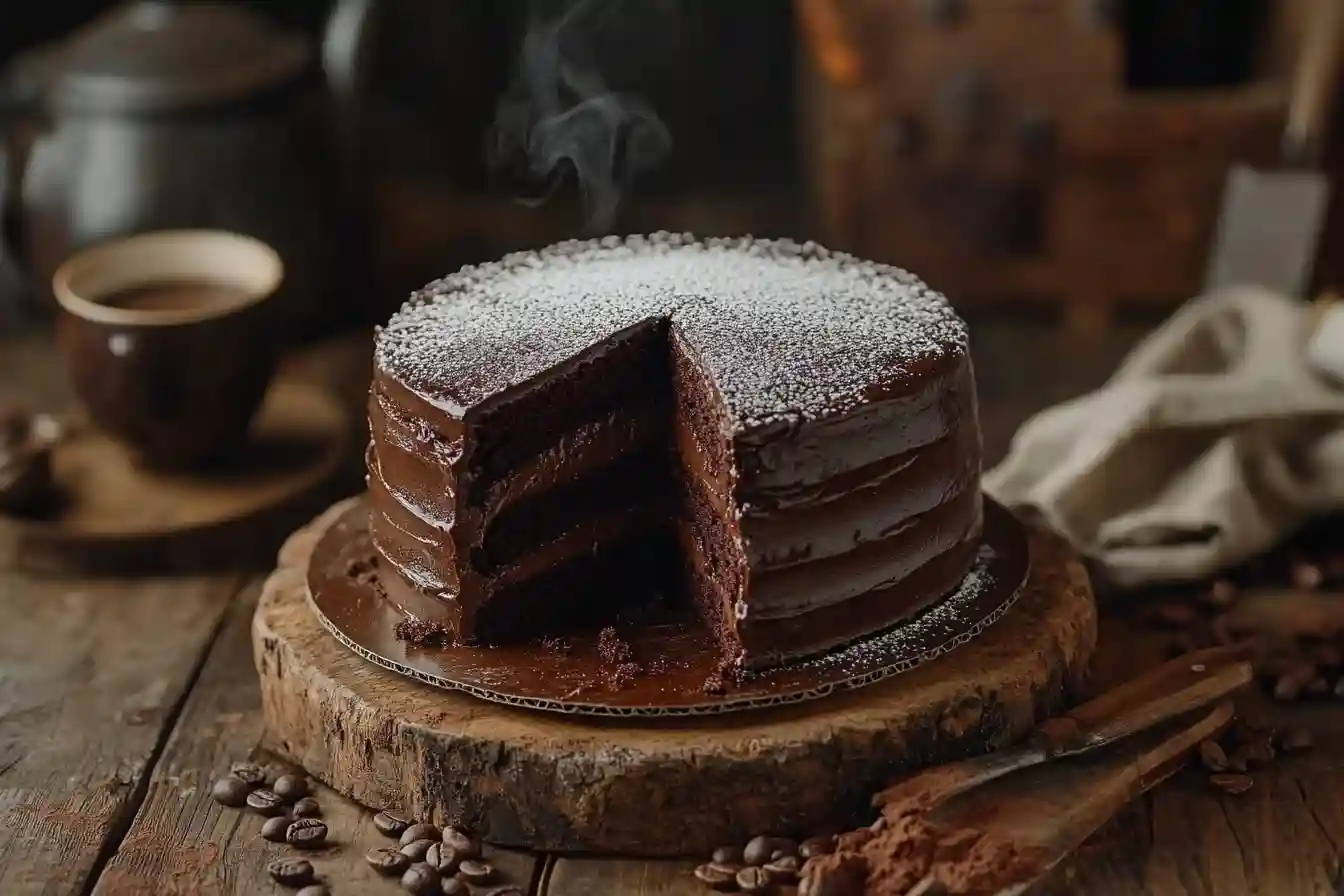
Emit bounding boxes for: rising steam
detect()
[488,0,674,233]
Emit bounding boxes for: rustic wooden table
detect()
[3,321,1343,896]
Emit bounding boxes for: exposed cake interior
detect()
[441,317,749,658]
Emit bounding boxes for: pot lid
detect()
[42,1,311,114]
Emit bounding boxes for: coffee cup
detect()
[52,230,284,471]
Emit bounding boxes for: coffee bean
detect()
[442,827,481,859]
[261,815,295,843]
[267,857,314,887]
[800,835,836,859]
[1280,726,1315,753]
[440,880,468,896]
[401,838,437,861]
[458,859,495,884]
[273,774,311,802]
[1210,773,1254,795]
[368,846,412,876]
[1203,580,1238,609]
[246,789,287,816]
[1292,561,1324,590]
[743,835,777,866]
[401,862,440,895]
[286,818,329,849]
[765,855,802,882]
[210,776,251,808]
[297,887,329,896]
[290,797,321,818]
[738,865,773,893]
[1198,740,1228,772]
[401,823,442,846]
[694,863,738,891]
[375,811,412,837]
[228,763,268,789]
[1273,667,1313,701]
[711,845,742,865]
[425,843,460,874]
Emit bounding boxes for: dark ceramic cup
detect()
[53,230,284,471]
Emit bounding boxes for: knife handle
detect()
[1285,0,1344,167]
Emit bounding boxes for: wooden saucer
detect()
[254,498,1098,855]
[0,381,351,574]
[306,497,1030,716]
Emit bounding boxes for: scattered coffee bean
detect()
[400,862,440,895]
[292,797,321,818]
[210,775,251,808]
[693,863,738,891]
[743,835,775,866]
[401,823,442,846]
[711,845,743,865]
[261,815,295,843]
[246,789,287,816]
[765,855,801,882]
[425,843,460,874]
[1203,580,1238,609]
[273,774,311,802]
[1280,726,1315,753]
[440,880,468,896]
[1273,666,1314,701]
[228,763,268,789]
[368,846,412,876]
[1198,740,1228,772]
[1210,773,1254,795]
[286,817,329,849]
[738,865,773,893]
[799,835,836,859]
[296,887,329,896]
[1223,750,1249,773]
[375,811,412,837]
[267,857,315,887]
[457,859,495,884]
[442,827,480,859]
[401,838,437,861]
[1292,561,1324,591]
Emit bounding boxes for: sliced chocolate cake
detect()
[367,234,982,671]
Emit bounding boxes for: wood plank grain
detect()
[94,581,542,895]
[0,573,242,896]
[543,857,703,896]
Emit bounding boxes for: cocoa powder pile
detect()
[799,798,1047,896]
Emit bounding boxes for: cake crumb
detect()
[393,618,453,647]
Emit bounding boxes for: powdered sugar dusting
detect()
[376,233,968,429]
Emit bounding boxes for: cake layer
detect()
[368,235,983,672]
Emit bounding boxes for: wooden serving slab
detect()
[252,498,1098,855]
[304,497,1030,716]
[0,381,350,574]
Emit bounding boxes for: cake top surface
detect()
[375,233,969,429]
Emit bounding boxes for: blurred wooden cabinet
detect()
[798,0,1308,332]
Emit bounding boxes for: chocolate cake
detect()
[367,234,982,671]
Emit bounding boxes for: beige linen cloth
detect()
[984,287,1344,589]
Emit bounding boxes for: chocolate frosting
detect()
[366,234,983,670]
